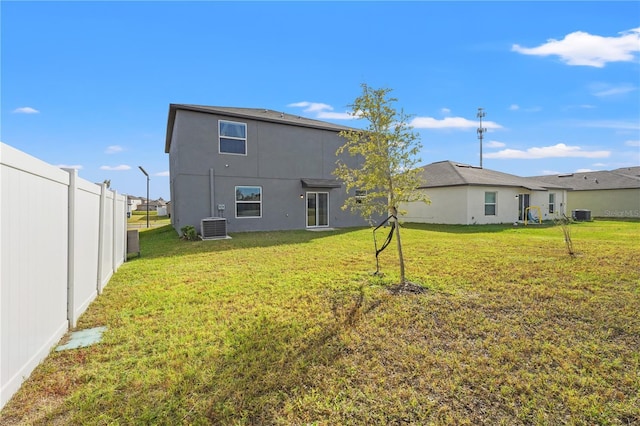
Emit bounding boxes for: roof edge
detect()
[166,104,355,153]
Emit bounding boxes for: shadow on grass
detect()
[197,286,382,424]
[132,224,367,261]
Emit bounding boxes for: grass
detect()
[2,220,639,425]
[127,211,170,228]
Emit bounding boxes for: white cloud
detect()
[105,145,124,154]
[590,82,636,97]
[57,164,83,170]
[541,170,562,175]
[155,171,170,177]
[512,27,640,67]
[575,168,598,173]
[12,106,40,114]
[576,119,640,131]
[288,101,355,120]
[288,101,332,113]
[441,107,451,115]
[510,105,542,113]
[564,104,596,110]
[484,143,610,159]
[485,140,506,148]
[625,140,640,147]
[410,116,503,130]
[100,165,131,171]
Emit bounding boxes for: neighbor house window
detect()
[484,191,497,216]
[235,186,262,218]
[355,190,367,204]
[219,120,247,155]
[549,193,555,214]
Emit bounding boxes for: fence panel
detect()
[0,143,127,409]
[66,169,102,327]
[99,190,115,290]
[114,192,126,270]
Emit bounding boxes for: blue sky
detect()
[2,1,639,200]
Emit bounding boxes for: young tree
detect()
[334,84,429,285]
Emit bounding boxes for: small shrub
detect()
[180,225,199,241]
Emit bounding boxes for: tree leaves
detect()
[334,83,430,219]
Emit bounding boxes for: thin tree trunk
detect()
[390,206,405,283]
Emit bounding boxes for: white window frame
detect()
[355,190,367,204]
[235,186,262,218]
[484,191,497,216]
[549,193,556,214]
[219,120,247,155]
[306,191,329,228]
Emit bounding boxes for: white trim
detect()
[235,185,262,218]
[306,191,330,228]
[484,191,497,216]
[218,120,247,156]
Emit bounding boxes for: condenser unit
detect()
[201,217,229,240]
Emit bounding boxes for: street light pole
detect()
[138,166,150,228]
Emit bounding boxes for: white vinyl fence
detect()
[0,143,127,409]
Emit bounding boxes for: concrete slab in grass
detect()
[56,326,107,351]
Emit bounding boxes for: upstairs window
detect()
[484,191,497,216]
[219,120,247,155]
[549,193,556,214]
[235,186,262,218]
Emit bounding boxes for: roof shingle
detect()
[530,169,640,191]
[418,161,566,191]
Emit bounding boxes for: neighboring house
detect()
[164,104,371,234]
[531,167,640,218]
[127,196,143,213]
[137,199,166,212]
[402,161,568,225]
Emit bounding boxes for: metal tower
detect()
[477,107,486,168]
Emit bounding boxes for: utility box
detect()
[572,209,591,221]
[127,229,140,257]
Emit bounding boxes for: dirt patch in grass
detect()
[388,280,428,295]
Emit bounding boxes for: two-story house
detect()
[165,104,371,235]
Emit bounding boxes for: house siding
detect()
[567,188,640,218]
[168,108,370,233]
[402,187,469,224]
[403,186,566,225]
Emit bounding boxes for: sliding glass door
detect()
[306,192,328,227]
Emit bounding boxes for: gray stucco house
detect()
[165,104,370,235]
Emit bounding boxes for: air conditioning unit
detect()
[572,209,591,221]
[201,217,230,240]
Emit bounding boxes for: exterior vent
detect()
[201,217,229,240]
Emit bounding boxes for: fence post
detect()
[97,183,107,294]
[112,190,118,273]
[64,168,77,328]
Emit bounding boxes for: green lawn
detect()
[127,210,170,228]
[2,221,639,425]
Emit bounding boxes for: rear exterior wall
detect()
[168,109,370,233]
